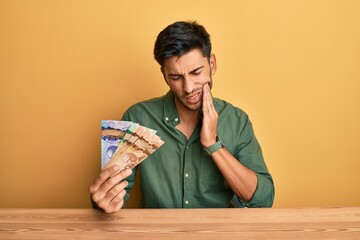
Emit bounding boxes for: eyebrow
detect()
[167,66,204,77]
[189,66,204,74]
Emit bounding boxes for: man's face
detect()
[161,48,217,112]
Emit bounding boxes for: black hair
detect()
[153,21,212,66]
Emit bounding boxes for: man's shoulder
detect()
[213,97,248,117]
[130,95,164,108]
[122,95,165,120]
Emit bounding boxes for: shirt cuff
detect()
[236,173,275,208]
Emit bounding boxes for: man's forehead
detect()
[162,50,208,73]
[164,64,204,74]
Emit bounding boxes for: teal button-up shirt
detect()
[122,91,274,208]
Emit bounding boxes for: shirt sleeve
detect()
[233,113,275,207]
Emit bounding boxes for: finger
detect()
[94,168,132,201]
[202,83,210,112]
[202,84,215,115]
[89,165,120,194]
[103,197,125,214]
[108,188,128,209]
[90,168,132,205]
[206,82,213,97]
[112,187,128,203]
[205,84,214,106]
[200,84,218,147]
[109,168,133,187]
[97,180,128,210]
[101,180,129,205]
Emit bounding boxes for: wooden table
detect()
[0,207,359,239]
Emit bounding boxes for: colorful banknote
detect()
[101,120,132,168]
[101,120,164,171]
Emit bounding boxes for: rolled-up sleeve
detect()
[233,113,275,207]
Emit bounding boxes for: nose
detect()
[182,76,194,94]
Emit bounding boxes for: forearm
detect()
[211,147,258,201]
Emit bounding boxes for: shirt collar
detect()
[163,91,180,125]
[162,90,221,125]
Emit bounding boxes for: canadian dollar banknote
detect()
[101,120,132,168]
[101,120,164,171]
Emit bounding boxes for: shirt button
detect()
[185,173,189,178]
[175,118,179,122]
[185,200,189,205]
[165,117,169,121]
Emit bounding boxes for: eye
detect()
[169,75,181,80]
[192,71,201,76]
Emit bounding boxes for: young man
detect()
[90,21,274,213]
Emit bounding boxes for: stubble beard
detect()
[174,90,202,112]
[173,77,213,113]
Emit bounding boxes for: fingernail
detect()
[113,165,120,171]
[124,169,132,176]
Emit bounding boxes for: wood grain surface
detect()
[0,207,359,239]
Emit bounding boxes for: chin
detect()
[185,103,202,112]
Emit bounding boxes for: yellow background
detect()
[0,0,359,208]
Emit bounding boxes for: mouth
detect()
[185,91,202,104]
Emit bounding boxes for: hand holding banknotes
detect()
[89,165,132,213]
[89,120,164,213]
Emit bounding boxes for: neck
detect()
[174,98,200,124]
[174,97,200,139]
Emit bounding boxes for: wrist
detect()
[203,136,224,155]
[202,137,217,148]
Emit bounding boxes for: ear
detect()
[161,67,169,86]
[209,54,217,75]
